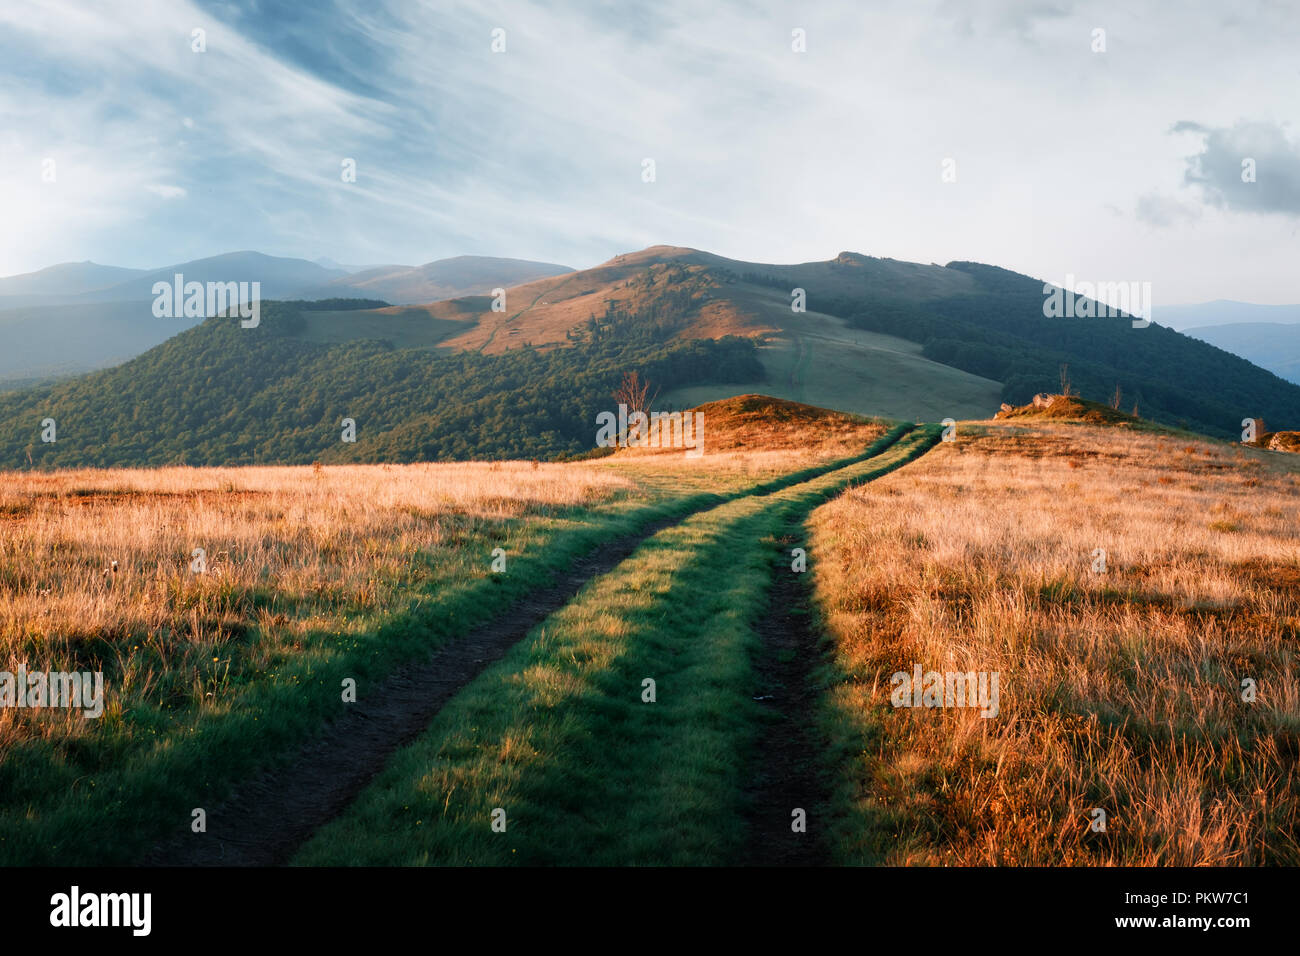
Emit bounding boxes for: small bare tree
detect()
[613,370,656,413]
[1110,383,1122,410]
[1059,363,1073,397]
[613,371,659,445]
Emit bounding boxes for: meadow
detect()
[4,398,1296,866]
[811,421,1300,865]
[0,398,887,864]
[293,423,934,865]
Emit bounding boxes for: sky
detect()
[2,0,1299,305]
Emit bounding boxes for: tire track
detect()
[743,525,830,865]
[145,427,915,866]
[741,426,940,865]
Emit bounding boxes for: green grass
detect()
[662,307,1001,423]
[293,308,469,349]
[0,423,910,866]
[293,425,940,865]
[0,498,663,865]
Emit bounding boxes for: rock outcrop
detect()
[1267,431,1300,453]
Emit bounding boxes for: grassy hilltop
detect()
[3,396,1297,865]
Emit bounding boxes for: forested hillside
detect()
[5,249,1298,461]
[0,300,761,467]
[818,261,1300,438]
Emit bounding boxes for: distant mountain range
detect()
[3,244,1299,467]
[298,256,574,304]
[1182,322,1300,385]
[1155,300,1300,331]
[0,261,149,298]
[1152,300,1300,385]
[0,253,573,384]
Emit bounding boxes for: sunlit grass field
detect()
[811,421,1300,865]
[0,398,886,864]
[10,396,1293,867]
[292,425,933,865]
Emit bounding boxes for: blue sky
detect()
[3,0,1300,304]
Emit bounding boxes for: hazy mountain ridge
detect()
[0,252,577,381]
[3,244,1298,448]
[1183,322,1300,385]
[0,261,148,299]
[303,255,575,304]
[1156,300,1300,332]
[87,252,347,302]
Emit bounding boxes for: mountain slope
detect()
[0,261,147,299]
[300,245,1300,437]
[843,261,1300,437]
[416,245,982,354]
[0,300,760,467]
[1183,322,1300,385]
[0,253,355,383]
[302,255,575,304]
[348,245,997,421]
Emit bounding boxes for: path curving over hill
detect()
[146,422,928,866]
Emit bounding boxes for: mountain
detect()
[817,260,1300,437]
[0,253,353,384]
[301,255,575,304]
[1183,322,1300,385]
[1155,300,1300,332]
[3,244,1299,466]
[80,251,347,301]
[0,261,147,299]
[378,245,1001,421]
[344,245,1300,435]
[0,253,574,384]
[0,299,757,466]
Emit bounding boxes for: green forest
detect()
[5,256,1297,467]
[818,262,1300,438]
[0,300,762,468]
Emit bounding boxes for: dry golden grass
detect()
[812,421,1300,865]
[0,399,881,758]
[428,249,760,354]
[1,399,904,866]
[611,394,886,472]
[425,245,982,355]
[0,460,631,751]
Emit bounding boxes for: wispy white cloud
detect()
[146,184,188,200]
[1,0,1298,303]
[1135,192,1201,228]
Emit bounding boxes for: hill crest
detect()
[612,394,886,458]
[994,393,1142,427]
